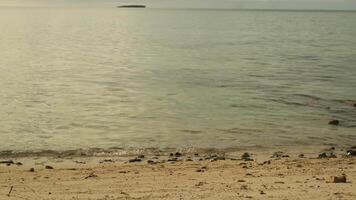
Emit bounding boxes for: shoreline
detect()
[0,143,353,158]
[1,147,355,199]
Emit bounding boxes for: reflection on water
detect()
[0,7,356,151]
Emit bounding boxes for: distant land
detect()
[117,5,146,8]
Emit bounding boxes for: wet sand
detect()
[0,150,355,200]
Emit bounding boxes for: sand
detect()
[0,151,355,200]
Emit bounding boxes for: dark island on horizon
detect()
[117,5,146,8]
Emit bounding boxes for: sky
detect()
[1,0,356,10]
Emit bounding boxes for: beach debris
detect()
[346,150,356,156]
[7,186,13,197]
[99,159,114,163]
[328,119,339,126]
[206,154,225,161]
[195,181,206,187]
[241,152,253,161]
[274,181,285,184]
[147,160,158,164]
[196,166,207,172]
[240,185,248,189]
[332,175,347,183]
[45,165,54,169]
[29,168,35,172]
[129,158,142,163]
[85,171,98,179]
[263,160,271,165]
[168,157,178,162]
[318,152,337,159]
[271,151,289,158]
[0,160,14,166]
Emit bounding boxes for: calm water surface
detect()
[0,7,356,152]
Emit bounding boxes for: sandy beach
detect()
[1,149,355,200]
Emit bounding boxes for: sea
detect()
[0,2,355,154]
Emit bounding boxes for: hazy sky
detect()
[1,0,356,10]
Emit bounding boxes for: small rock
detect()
[129,158,142,163]
[138,155,145,159]
[194,153,199,156]
[332,175,346,183]
[15,162,23,166]
[45,165,54,169]
[298,154,305,158]
[353,103,356,107]
[237,179,246,182]
[328,120,339,126]
[175,152,182,157]
[186,158,193,161]
[29,168,35,172]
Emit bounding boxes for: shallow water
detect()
[0,7,356,152]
